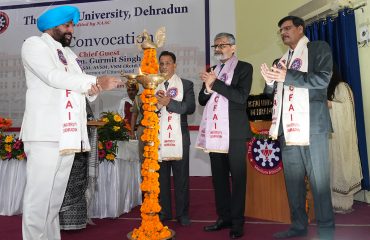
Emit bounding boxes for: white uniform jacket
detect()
[20,33,96,142]
[117,97,133,119]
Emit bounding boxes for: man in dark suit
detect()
[156,51,195,226]
[197,32,253,239]
[261,16,335,239]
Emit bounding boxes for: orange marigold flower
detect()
[5,135,13,143]
[140,48,159,75]
[113,114,122,122]
[5,144,12,152]
[102,117,109,123]
[106,153,115,161]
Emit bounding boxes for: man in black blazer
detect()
[261,16,335,239]
[156,51,195,226]
[198,33,253,239]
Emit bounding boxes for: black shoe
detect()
[177,216,191,226]
[229,228,244,239]
[273,229,308,239]
[204,219,232,232]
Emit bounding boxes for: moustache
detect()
[64,33,72,39]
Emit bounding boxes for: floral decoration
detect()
[97,111,130,163]
[132,88,170,240]
[0,117,12,129]
[140,48,159,74]
[0,134,26,160]
[0,116,26,161]
[131,49,171,239]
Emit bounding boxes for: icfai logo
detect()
[0,11,10,34]
[220,73,228,82]
[290,58,302,70]
[166,87,178,98]
[247,134,282,175]
[57,49,68,65]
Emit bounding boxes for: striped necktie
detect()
[287,50,294,68]
[218,63,225,76]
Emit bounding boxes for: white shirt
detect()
[117,97,133,119]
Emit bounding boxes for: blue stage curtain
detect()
[305,9,369,190]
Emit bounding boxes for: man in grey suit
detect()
[261,16,335,239]
[156,51,195,226]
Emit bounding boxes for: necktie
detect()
[164,81,169,90]
[218,63,225,76]
[287,50,294,68]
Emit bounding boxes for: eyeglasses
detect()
[159,61,174,67]
[211,44,232,49]
[279,25,294,33]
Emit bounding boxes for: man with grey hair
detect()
[197,32,253,239]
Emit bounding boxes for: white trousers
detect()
[22,142,75,240]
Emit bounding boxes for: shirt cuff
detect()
[266,80,275,86]
[85,93,97,102]
[82,75,98,93]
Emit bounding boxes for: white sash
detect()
[196,55,237,153]
[41,35,90,155]
[60,47,91,155]
[270,36,310,145]
[157,74,183,161]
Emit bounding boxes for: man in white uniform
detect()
[117,82,139,121]
[20,5,120,240]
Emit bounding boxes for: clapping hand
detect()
[156,90,170,106]
[200,69,217,93]
[261,62,287,84]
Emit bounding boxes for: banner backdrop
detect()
[0,0,207,127]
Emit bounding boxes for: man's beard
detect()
[59,33,72,47]
[53,28,72,47]
[214,53,227,61]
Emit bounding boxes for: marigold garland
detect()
[140,48,159,74]
[131,87,171,239]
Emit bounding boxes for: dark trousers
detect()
[280,134,335,232]
[209,140,246,228]
[159,144,190,219]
